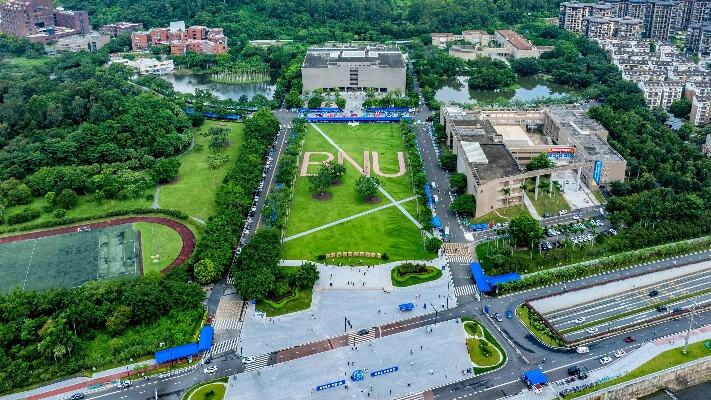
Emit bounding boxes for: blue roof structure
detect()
[197,325,214,352]
[305,116,411,123]
[431,216,442,229]
[155,343,198,364]
[299,107,341,113]
[365,107,410,112]
[469,262,521,293]
[399,303,415,312]
[470,262,491,292]
[522,368,548,386]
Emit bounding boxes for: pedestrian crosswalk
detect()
[446,255,472,263]
[243,353,270,372]
[208,337,240,357]
[395,392,425,400]
[349,329,376,346]
[453,284,477,297]
[212,319,243,331]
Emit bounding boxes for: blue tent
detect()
[197,325,214,352]
[365,107,410,113]
[487,272,521,287]
[522,368,548,386]
[470,223,488,231]
[431,216,442,229]
[399,303,415,312]
[469,262,491,292]
[299,107,342,113]
[155,343,198,364]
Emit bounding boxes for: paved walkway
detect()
[151,185,160,209]
[522,192,542,220]
[284,196,417,242]
[309,123,423,231]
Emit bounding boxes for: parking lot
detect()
[538,216,613,251]
[529,260,711,343]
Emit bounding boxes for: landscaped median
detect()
[461,317,507,374]
[517,305,566,348]
[390,262,443,287]
[182,377,228,400]
[254,265,317,317]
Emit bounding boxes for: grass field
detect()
[160,121,244,221]
[516,305,566,347]
[0,224,139,292]
[282,123,434,262]
[461,318,507,373]
[525,178,570,216]
[135,222,183,274]
[182,378,228,400]
[471,205,530,224]
[570,340,711,398]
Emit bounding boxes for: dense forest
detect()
[59,0,559,41]
[0,274,204,392]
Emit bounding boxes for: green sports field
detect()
[282,123,433,262]
[0,225,139,292]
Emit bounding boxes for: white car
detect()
[599,356,613,364]
[204,366,218,374]
[613,350,626,358]
[573,317,586,324]
[572,215,581,220]
[586,327,598,334]
[242,356,256,364]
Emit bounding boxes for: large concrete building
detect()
[301,45,406,93]
[432,30,551,60]
[0,0,90,43]
[440,106,626,218]
[131,21,228,55]
[559,0,711,40]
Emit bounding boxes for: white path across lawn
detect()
[309,123,426,234]
[284,195,417,242]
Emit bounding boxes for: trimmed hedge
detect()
[0,208,189,234]
[391,263,443,287]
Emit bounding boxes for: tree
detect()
[425,237,443,253]
[510,58,540,76]
[526,153,554,171]
[509,214,544,248]
[323,160,345,183]
[308,170,331,196]
[285,90,302,109]
[295,262,320,289]
[449,173,467,194]
[150,158,181,184]
[44,191,57,209]
[335,96,346,109]
[668,99,692,119]
[105,305,132,334]
[451,194,476,216]
[467,58,516,90]
[439,152,457,172]
[307,93,323,109]
[6,183,32,206]
[56,188,78,210]
[194,259,223,284]
[354,175,380,201]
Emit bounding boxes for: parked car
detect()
[673,307,684,313]
[624,336,636,343]
[573,317,586,324]
[576,346,590,354]
[586,327,598,334]
[494,313,503,322]
[599,356,612,364]
[567,366,581,376]
[204,366,218,374]
[648,290,659,297]
[506,310,513,319]
[614,350,626,358]
[656,305,667,312]
[70,394,85,400]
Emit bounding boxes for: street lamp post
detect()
[683,302,698,355]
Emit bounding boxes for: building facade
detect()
[98,22,143,37]
[584,16,643,39]
[54,32,110,52]
[686,22,711,55]
[0,0,90,42]
[301,45,406,93]
[130,21,228,55]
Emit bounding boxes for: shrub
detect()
[53,208,66,219]
[317,254,326,261]
[7,207,41,225]
[56,188,79,210]
[381,253,389,260]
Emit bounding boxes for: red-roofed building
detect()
[131,21,228,55]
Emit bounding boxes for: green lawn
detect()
[570,340,711,398]
[182,378,228,400]
[160,121,244,221]
[525,178,570,216]
[461,318,507,373]
[516,305,566,347]
[282,123,433,261]
[256,286,313,317]
[135,222,184,274]
[592,189,606,204]
[471,205,530,224]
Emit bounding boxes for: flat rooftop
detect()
[303,45,405,69]
[496,30,533,51]
[494,124,534,146]
[454,124,522,182]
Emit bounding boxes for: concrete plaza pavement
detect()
[227,320,473,400]
[239,263,456,356]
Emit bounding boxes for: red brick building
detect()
[130,21,228,55]
[0,0,90,42]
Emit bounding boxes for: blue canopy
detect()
[365,107,410,112]
[197,325,214,352]
[300,107,341,112]
[399,303,415,312]
[306,116,411,123]
[470,262,491,292]
[470,223,488,231]
[431,216,442,229]
[155,343,198,364]
[522,368,548,386]
[487,272,521,287]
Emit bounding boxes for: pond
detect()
[435,75,576,105]
[160,71,277,100]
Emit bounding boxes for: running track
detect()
[0,216,196,273]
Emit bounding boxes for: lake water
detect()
[160,71,276,100]
[435,75,575,105]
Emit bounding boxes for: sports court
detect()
[0,224,139,291]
